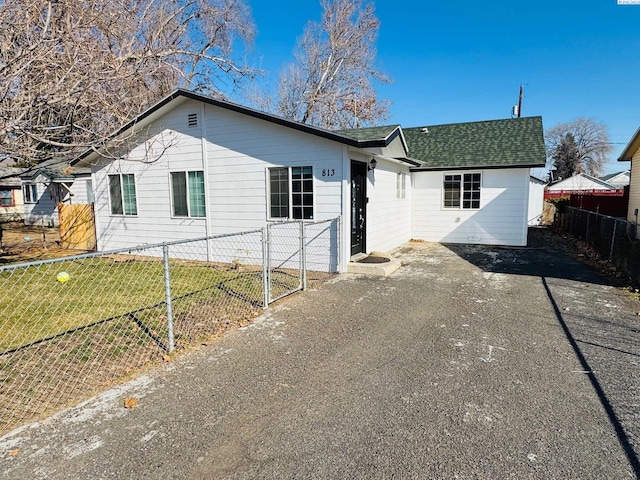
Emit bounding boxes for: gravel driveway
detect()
[2,229,639,479]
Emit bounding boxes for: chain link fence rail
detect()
[0,218,340,435]
[554,207,640,284]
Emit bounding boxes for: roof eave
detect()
[409,162,545,172]
[618,126,640,162]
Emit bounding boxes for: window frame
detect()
[267,166,315,221]
[169,170,206,218]
[0,189,14,207]
[23,183,38,204]
[108,173,138,216]
[442,172,482,210]
[396,172,407,199]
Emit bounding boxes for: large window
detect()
[171,171,206,217]
[443,173,481,209]
[108,174,137,215]
[0,189,14,207]
[23,183,37,203]
[268,166,314,220]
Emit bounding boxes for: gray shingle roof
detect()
[403,116,546,170]
[337,125,401,142]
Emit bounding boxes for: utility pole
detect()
[517,84,523,118]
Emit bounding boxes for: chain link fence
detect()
[0,218,340,435]
[554,207,640,284]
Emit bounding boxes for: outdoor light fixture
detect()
[368,158,377,171]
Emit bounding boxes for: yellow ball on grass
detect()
[56,272,70,283]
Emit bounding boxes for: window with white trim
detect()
[108,173,137,215]
[0,189,14,207]
[443,173,481,209]
[171,171,206,217]
[23,183,38,203]
[268,166,314,220]
[396,172,407,199]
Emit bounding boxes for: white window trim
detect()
[442,171,482,210]
[169,170,206,219]
[397,172,407,199]
[108,173,138,217]
[266,166,316,221]
[23,183,38,204]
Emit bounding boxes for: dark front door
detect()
[351,160,367,256]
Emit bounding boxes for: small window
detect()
[171,171,206,217]
[108,174,137,215]
[396,172,407,199]
[0,189,14,207]
[188,113,198,128]
[443,173,481,209]
[23,183,38,203]
[268,166,314,220]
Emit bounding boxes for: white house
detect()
[20,159,92,226]
[528,176,546,226]
[0,166,24,221]
[618,128,640,236]
[73,90,545,270]
[545,173,617,195]
[600,170,630,188]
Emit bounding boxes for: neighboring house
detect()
[618,128,640,237]
[0,166,25,221]
[600,170,630,188]
[545,173,619,198]
[72,90,545,271]
[528,176,546,226]
[20,159,93,226]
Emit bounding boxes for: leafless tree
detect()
[545,118,613,177]
[272,0,390,129]
[0,0,256,166]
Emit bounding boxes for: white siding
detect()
[412,168,530,246]
[628,150,640,238]
[361,155,412,253]
[93,99,345,260]
[528,176,545,225]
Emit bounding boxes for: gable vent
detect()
[188,113,198,128]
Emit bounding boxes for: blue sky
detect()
[245,0,640,174]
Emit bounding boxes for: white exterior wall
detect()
[546,174,613,192]
[92,100,345,269]
[354,154,412,254]
[528,177,545,225]
[628,150,640,238]
[412,168,530,246]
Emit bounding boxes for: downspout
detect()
[200,102,213,260]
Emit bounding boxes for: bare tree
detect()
[545,118,613,177]
[272,0,390,129]
[0,0,256,166]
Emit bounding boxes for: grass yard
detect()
[0,255,274,353]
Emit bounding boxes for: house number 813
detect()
[322,169,336,177]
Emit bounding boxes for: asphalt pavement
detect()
[2,229,639,479]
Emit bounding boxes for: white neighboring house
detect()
[0,166,25,221]
[20,159,93,226]
[72,90,545,270]
[528,176,546,226]
[618,128,640,236]
[545,173,617,195]
[600,170,630,189]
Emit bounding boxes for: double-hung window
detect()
[443,173,481,209]
[0,189,14,207]
[23,183,38,203]
[108,173,137,215]
[268,166,314,220]
[171,171,206,217]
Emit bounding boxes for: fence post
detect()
[300,221,307,291]
[609,219,618,261]
[262,227,269,307]
[162,243,175,353]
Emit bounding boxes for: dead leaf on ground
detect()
[163,354,172,362]
[124,397,139,409]
[8,448,19,457]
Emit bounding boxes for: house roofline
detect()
[72,89,400,164]
[618,126,640,162]
[409,163,545,173]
